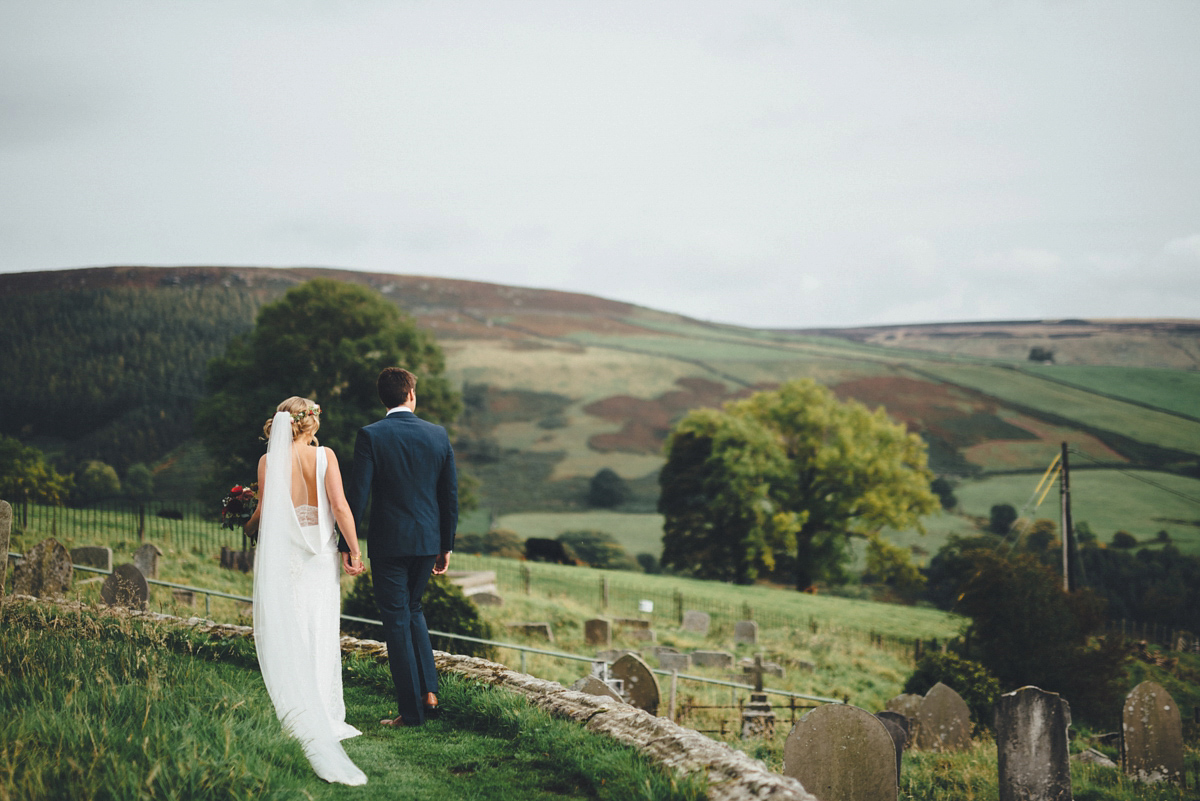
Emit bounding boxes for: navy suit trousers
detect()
[371,554,439,724]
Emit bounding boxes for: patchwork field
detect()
[4,266,1199,567]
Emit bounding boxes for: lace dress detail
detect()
[295,505,319,526]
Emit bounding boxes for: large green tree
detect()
[659,379,938,590]
[0,436,73,505]
[196,278,461,490]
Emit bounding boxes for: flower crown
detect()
[291,405,321,423]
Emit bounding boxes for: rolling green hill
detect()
[3,266,1199,559]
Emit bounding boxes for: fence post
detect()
[674,590,683,625]
[668,670,678,723]
[138,504,146,543]
[600,576,609,610]
[522,564,531,596]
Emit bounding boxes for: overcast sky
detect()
[1,1,1197,328]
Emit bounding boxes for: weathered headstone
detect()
[614,617,651,630]
[651,645,680,658]
[585,618,612,647]
[681,610,710,635]
[874,712,908,782]
[0,501,11,603]
[783,704,898,801]
[795,659,817,673]
[12,537,73,599]
[172,588,196,607]
[470,591,504,606]
[133,543,163,579]
[219,545,254,572]
[995,686,1073,801]
[596,648,639,662]
[691,650,734,669]
[505,622,554,642]
[1121,681,1184,785]
[447,569,498,596]
[610,653,660,715]
[101,563,149,610]
[570,675,624,702]
[659,652,691,672]
[628,628,656,642]
[734,619,759,645]
[875,710,911,749]
[887,693,924,746]
[742,692,776,739]
[740,656,785,680]
[70,545,113,572]
[916,682,972,752]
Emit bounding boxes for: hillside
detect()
[3,265,1200,559]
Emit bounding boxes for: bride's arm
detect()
[244,454,268,539]
[323,448,363,565]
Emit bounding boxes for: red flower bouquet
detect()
[220,483,259,534]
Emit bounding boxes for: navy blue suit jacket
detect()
[348,410,458,558]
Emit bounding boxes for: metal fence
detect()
[450,553,922,655]
[8,551,843,713]
[10,500,245,553]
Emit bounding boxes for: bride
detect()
[244,397,368,786]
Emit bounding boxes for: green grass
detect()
[0,600,704,801]
[494,511,666,558]
[953,470,1200,556]
[913,363,1200,458]
[1021,365,1200,419]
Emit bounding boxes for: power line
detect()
[1068,449,1200,508]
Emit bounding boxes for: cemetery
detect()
[4,505,1198,798]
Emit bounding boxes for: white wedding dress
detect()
[253,411,367,786]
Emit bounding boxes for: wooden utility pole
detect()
[1060,442,1075,592]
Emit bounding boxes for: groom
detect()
[348,367,458,727]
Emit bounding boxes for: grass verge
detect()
[0,599,704,801]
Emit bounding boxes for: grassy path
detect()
[0,600,702,801]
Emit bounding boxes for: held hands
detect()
[341,551,366,576]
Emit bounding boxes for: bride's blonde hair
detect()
[263,396,321,445]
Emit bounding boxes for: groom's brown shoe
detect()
[380,715,413,727]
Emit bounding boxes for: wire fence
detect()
[450,553,925,657]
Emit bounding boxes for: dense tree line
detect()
[0,286,260,472]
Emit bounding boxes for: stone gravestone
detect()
[628,628,656,642]
[681,610,710,635]
[610,653,660,715]
[470,591,503,607]
[874,712,908,782]
[691,650,734,669]
[0,501,10,603]
[916,682,972,752]
[783,704,898,801]
[995,686,1073,801]
[585,618,612,647]
[505,622,554,643]
[133,543,163,579]
[101,563,149,610]
[70,546,113,572]
[734,619,759,645]
[596,648,639,663]
[12,537,73,599]
[1121,681,1184,785]
[659,652,691,672]
[571,675,624,703]
[887,693,924,747]
[651,645,680,658]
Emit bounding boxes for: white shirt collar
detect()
[386,405,414,416]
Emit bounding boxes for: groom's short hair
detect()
[378,367,417,408]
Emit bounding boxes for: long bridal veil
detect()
[253,411,367,786]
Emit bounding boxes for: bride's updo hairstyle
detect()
[262,396,321,445]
